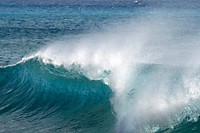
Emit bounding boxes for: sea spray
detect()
[28,14,200,132]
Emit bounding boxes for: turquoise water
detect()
[1,2,200,133]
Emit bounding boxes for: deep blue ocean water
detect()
[1,1,200,133]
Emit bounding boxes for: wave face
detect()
[0,58,115,133]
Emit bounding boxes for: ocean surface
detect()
[1,1,200,133]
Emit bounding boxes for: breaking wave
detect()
[1,13,200,132]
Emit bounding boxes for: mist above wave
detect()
[24,11,200,132]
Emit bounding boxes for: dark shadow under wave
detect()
[0,58,116,133]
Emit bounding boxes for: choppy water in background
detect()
[1,1,200,133]
[0,4,143,66]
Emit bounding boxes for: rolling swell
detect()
[0,58,115,133]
